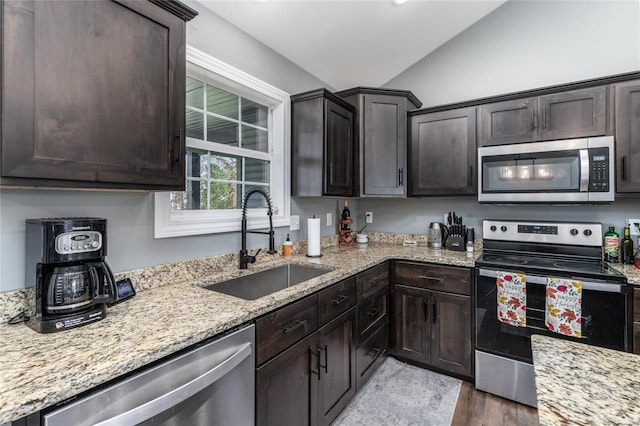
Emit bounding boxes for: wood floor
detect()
[451,382,539,426]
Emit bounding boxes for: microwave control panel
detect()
[588,147,609,192]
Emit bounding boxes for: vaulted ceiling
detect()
[198,0,507,90]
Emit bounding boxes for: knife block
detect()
[446,225,467,251]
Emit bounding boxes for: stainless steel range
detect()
[475,219,628,407]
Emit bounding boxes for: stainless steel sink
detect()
[204,264,331,300]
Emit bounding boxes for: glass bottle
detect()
[341,201,351,230]
[621,222,635,265]
[604,226,620,263]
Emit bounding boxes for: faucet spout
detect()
[239,188,277,269]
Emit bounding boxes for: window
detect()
[154,46,290,238]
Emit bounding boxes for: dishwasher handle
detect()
[94,342,252,426]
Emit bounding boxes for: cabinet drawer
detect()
[357,290,388,345]
[318,277,357,327]
[393,261,471,295]
[256,294,318,365]
[356,321,388,390]
[356,263,389,301]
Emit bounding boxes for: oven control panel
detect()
[483,220,602,246]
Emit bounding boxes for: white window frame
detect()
[154,46,291,238]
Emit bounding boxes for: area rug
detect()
[333,357,462,426]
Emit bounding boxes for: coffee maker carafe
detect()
[26,218,116,333]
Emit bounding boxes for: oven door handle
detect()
[477,268,625,293]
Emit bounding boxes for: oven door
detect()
[476,267,627,363]
[477,136,614,203]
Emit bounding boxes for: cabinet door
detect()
[614,80,640,193]
[362,94,406,196]
[539,86,607,141]
[317,309,357,426]
[1,0,186,190]
[478,98,537,146]
[430,291,472,378]
[256,333,320,426]
[392,284,430,363]
[324,100,354,196]
[409,107,476,196]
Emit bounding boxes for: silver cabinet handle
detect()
[94,342,252,426]
[418,275,442,282]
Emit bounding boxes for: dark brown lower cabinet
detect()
[256,308,356,426]
[391,262,473,380]
[256,333,319,426]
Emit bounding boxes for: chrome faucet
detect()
[240,187,277,269]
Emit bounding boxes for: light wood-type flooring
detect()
[451,382,539,426]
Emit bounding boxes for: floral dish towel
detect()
[496,271,527,327]
[545,277,582,338]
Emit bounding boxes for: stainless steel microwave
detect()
[478,136,614,203]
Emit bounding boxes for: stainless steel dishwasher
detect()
[42,324,255,426]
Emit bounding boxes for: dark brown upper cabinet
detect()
[614,80,640,193]
[408,107,477,196]
[1,0,197,190]
[335,88,422,197]
[291,89,355,197]
[479,86,607,146]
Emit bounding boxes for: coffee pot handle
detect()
[92,262,117,304]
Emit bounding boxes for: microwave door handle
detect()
[579,149,589,192]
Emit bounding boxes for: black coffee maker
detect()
[25,218,116,333]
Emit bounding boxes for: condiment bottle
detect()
[621,222,635,265]
[283,234,293,257]
[604,226,620,263]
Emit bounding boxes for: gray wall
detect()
[0,1,336,292]
[372,0,640,238]
[385,0,640,108]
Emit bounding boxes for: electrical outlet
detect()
[289,215,300,231]
[629,219,640,236]
[365,212,373,224]
[326,213,332,227]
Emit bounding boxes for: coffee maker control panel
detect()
[55,231,102,254]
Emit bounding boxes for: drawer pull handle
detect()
[331,294,350,305]
[418,275,442,282]
[367,347,381,359]
[369,280,377,286]
[319,344,328,374]
[367,308,380,317]
[283,319,306,334]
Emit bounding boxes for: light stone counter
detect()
[612,262,640,285]
[0,241,477,424]
[532,334,640,425]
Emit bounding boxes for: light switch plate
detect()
[326,213,332,227]
[629,219,640,236]
[290,215,300,231]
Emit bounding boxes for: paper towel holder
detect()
[306,215,323,258]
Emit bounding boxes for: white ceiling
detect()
[198,0,507,90]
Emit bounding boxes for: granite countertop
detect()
[0,242,476,424]
[531,334,640,425]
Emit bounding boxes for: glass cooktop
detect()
[476,252,627,283]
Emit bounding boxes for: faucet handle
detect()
[252,248,262,259]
